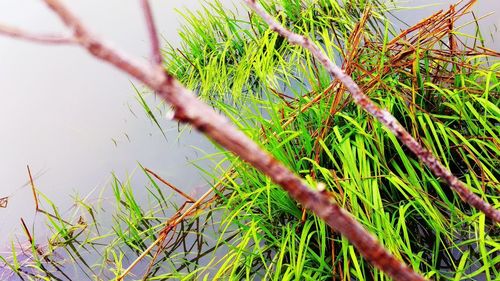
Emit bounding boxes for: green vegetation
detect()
[1,0,499,280]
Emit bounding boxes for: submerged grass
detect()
[1,0,499,280]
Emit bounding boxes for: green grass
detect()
[1,0,499,280]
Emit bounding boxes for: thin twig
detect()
[0,23,75,44]
[144,167,196,202]
[27,165,39,211]
[140,0,162,65]
[20,218,33,246]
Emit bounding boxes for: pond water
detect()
[0,0,498,267]
[0,0,233,244]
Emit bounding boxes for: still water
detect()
[0,0,498,251]
[0,0,233,244]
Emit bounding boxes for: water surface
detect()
[0,0,232,243]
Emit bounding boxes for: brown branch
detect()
[140,0,162,65]
[0,23,75,44]
[37,1,429,280]
[242,0,499,223]
[3,0,494,280]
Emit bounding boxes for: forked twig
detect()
[27,165,72,225]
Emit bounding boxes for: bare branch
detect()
[43,0,165,91]
[0,23,75,44]
[4,0,489,280]
[35,1,428,280]
[242,0,500,224]
[140,0,163,65]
